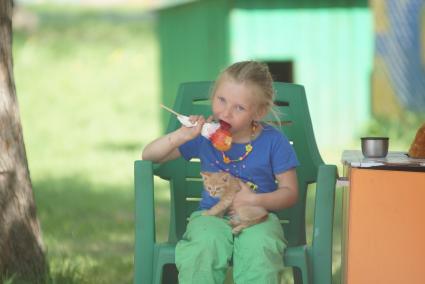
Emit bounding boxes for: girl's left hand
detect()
[231,180,257,210]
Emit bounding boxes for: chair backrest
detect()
[154,81,324,246]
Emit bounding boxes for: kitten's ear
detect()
[221,172,230,182]
[200,172,210,181]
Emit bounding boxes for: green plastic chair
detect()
[134,81,337,284]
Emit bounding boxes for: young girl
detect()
[142,61,299,284]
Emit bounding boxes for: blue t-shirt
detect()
[179,124,299,210]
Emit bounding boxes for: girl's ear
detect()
[254,105,268,121]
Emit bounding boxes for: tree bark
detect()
[0,0,47,282]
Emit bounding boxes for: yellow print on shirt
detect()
[246,181,258,191]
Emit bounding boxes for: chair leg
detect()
[154,262,178,284]
[162,264,178,284]
[284,246,311,284]
[153,245,177,284]
[293,268,303,284]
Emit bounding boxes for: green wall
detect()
[157,0,230,127]
[157,0,373,149]
[230,7,373,148]
[234,0,368,9]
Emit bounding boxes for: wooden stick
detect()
[160,104,182,117]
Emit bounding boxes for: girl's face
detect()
[212,79,264,138]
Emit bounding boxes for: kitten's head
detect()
[200,171,230,197]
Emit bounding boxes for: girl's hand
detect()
[179,115,206,141]
[231,180,257,211]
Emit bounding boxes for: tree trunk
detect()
[0,1,48,282]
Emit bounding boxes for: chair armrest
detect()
[310,163,337,283]
[134,160,156,284]
[284,245,311,284]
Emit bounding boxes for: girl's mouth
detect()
[219,120,231,130]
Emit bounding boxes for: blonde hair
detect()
[212,61,278,122]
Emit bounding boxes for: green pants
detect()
[175,211,287,284]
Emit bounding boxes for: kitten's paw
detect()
[232,228,242,235]
[228,215,240,226]
[231,224,245,235]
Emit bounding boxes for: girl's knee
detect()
[176,215,234,281]
[186,214,233,241]
[233,216,286,262]
[236,215,285,246]
[236,234,285,258]
[232,228,285,283]
[179,213,234,259]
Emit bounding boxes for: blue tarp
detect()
[376,0,425,111]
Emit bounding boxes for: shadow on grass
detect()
[31,175,342,283]
[31,175,169,284]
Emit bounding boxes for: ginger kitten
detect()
[200,171,268,234]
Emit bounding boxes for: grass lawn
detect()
[11,4,424,284]
[13,5,165,283]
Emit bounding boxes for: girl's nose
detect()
[222,107,232,119]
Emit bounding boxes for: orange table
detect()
[341,151,425,284]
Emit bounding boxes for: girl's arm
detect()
[233,169,299,211]
[141,115,206,163]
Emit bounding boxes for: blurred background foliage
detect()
[10,2,424,284]
[13,5,162,283]
[365,113,425,149]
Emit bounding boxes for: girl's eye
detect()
[218,96,225,103]
[235,105,245,112]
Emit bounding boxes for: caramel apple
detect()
[159,104,233,152]
[209,120,232,151]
